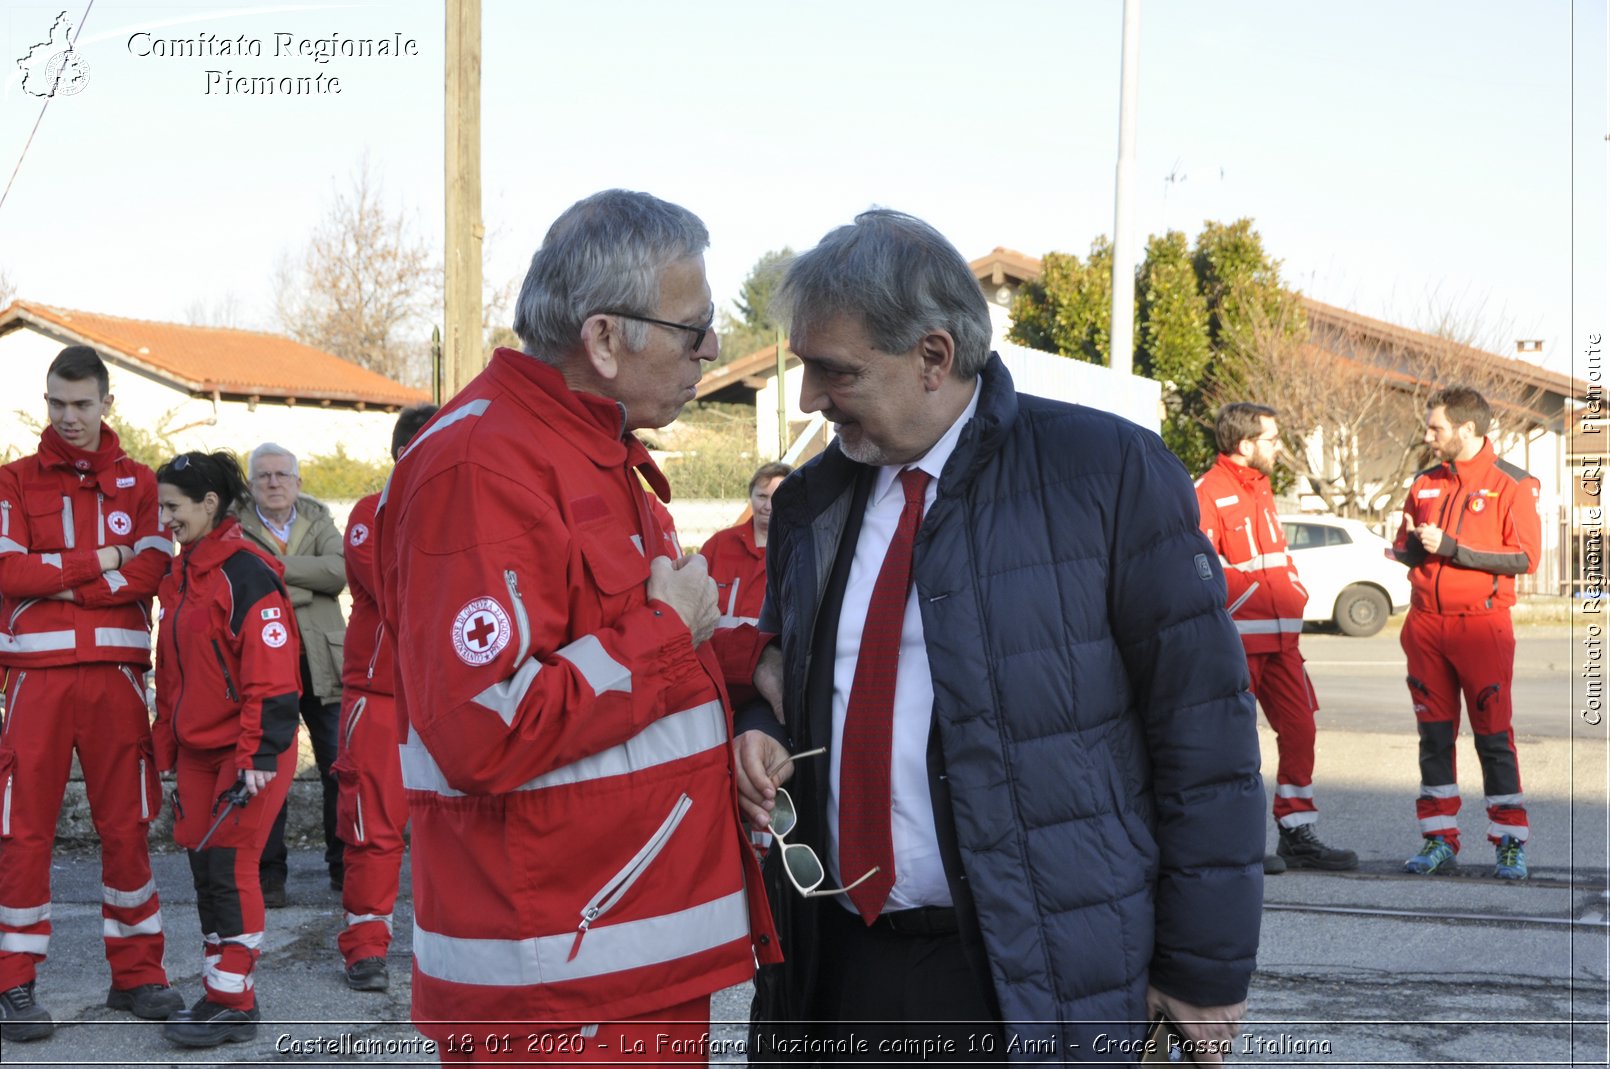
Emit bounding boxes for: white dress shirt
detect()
[828,380,981,911]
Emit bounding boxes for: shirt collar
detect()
[256,504,296,540]
[871,377,981,507]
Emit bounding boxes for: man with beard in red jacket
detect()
[376,190,777,1063]
[1195,403,1357,876]
[0,347,183,1042]
[1392,386,1540,880]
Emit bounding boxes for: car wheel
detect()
[1334,584,1390,637]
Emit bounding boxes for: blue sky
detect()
[1,1,1602,378]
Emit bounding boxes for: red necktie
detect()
[840,467,930,924]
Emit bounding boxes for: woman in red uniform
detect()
[151,451,301,1048]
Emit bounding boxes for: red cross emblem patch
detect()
[452,597,511,666]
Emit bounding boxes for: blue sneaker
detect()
[1404,836,1455,875]
[1494,836,1528,880]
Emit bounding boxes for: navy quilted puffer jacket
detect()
[752,356,1264,1061]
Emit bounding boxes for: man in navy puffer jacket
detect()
[734,210,1265,1065]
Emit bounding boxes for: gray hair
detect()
[512,189,710,362]
[775,209,992,378]
[248,442,299,477]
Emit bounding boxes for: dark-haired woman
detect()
[150,451,301,1048]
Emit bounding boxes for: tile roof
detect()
[0,301,430,408]
[694,342,794,401]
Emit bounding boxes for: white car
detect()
[1278,514,1413,637]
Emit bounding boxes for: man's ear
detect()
[917,330,956,391]
[102,394,115,416]
[579,314,623,382]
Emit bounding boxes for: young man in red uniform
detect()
[1392,386,1540,879]
[375,190,777,1063]
[0,347,183,1042]
[1195,403,1357,875]
[332,402,436,993]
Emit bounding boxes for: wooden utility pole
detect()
[1109,0,1140,376]
[444,0,483,397]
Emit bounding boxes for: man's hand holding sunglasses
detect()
[733,728,793,829]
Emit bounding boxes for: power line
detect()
[0,0,98,218]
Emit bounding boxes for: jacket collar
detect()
[179,516,281,576]
[1212,453,1269,491]
[486,349,671,502]
[38,423,125,487]
[1444,438,1497,479]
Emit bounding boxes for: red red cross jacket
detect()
[374,350,779,1035]
[340,492,387,695]
[152,518,302,772]
[1392,439,1540,614]
[1194,454,1309,654]
[698,519,767,627]
[0,425,172,670]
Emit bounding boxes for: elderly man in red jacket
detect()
[376,190,776,1063]
[1195,403,1357,875]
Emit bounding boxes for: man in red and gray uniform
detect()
[0,347,183,1042]
[1195,403,1357,875]
[376,190,777,1063]
[1393,386,1540,880]
[332,402,435,993]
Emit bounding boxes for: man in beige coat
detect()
[233,443,346,904]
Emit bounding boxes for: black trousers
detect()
[258,654,344,883]
[813,903,1004,1065]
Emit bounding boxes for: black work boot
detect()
[344,956,389,992]
[106,982,185,1020]
[161,996,260,1048]
[1277,824,1359,871]
[0,980,54,1042]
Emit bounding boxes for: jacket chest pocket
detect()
[576,526,653,620]
[22,487,70,551]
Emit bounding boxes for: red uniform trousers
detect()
[0,664,167,991]
[1244,647,1320,829]
[437,994,711,1065]
[172,743,296,1011]
[1401,608,1525,853]
[333,686,407,966]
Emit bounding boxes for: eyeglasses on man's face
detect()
[594,309,713,354]
[764,747,879,900]
[252,470,298,484]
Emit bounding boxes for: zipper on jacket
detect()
[117,666,148,712]
[504,570,532,664]
[568,793,693,961]
[8,598,39,632]
[1,763,11,837]
[169,557,192,751]
[1227,581,1261,616]
[353,791,365,845]
[1430,469,1464,614]
[1,671,25,742]
[211,640,240,702]
[365,622,384,682]
[344,696,367,750]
